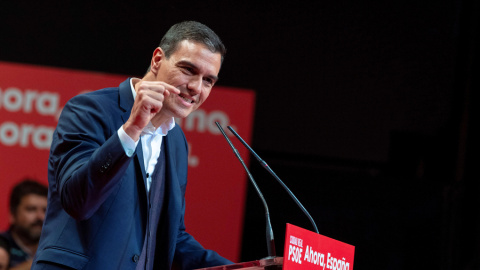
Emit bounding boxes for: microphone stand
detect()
[227,126,319,234]
[215,122,276,259]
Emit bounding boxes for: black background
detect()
[1,1,478,269]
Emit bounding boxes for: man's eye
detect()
[203,78,214,86]
[182,67,194,73]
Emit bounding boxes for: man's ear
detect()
[150,47,164,75]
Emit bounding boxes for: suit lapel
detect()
[151,133,181,269]
[164,134,182,212]
[135,142,147,184]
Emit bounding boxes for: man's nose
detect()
[187,77,203,95]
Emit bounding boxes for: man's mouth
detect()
[179,93,194,104]
[31,221,44,227]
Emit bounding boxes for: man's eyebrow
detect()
[178,60,219,82]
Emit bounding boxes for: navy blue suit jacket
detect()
[32,79,232,270]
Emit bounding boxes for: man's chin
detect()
[28,228,43,241]
[171,108,193,120]
[14,230,42,243]
[29,234,42,242]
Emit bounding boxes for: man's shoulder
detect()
[66,79,130,109]
[73,86,119,100]
[69,78,129,101]
[0,229,13,241]
[0,230,29,265]
[65,86,121,110]
[0,230,20,249]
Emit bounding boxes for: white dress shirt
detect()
[117,79,175,192]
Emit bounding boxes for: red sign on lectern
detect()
[284,223,355,270]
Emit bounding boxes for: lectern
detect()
[195,257,283,270]
[196,224,355,270]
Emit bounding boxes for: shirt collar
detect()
[129,78,175,136]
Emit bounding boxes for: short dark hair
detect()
[160,21,226,63]
[9,179,48,215]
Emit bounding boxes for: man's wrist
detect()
[117,126,139,157]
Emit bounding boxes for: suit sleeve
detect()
[50,92,133,220]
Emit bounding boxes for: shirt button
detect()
[127,149,134,156]
[132,254,139,262]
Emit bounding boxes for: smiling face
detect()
[151,40,222,120]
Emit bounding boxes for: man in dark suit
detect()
[31,21,232,270]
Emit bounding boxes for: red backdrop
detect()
[0,61,255,262]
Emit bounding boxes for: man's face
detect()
[10,194,47,243]
[154,40,222,119]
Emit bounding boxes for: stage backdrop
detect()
[0,61,255,262]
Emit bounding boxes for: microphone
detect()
[227,125,319,234]
[215,122,276,259]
